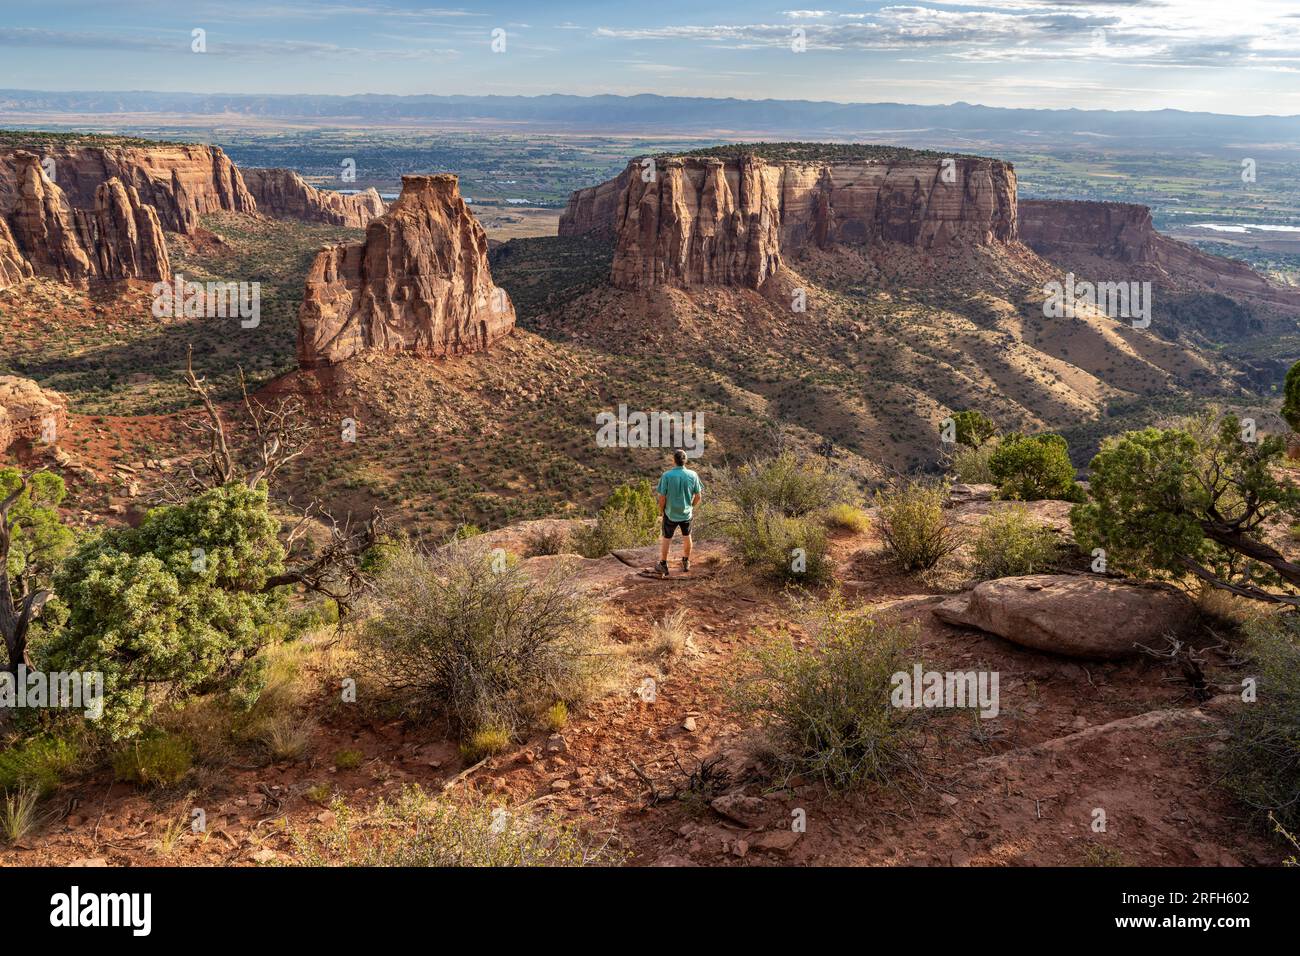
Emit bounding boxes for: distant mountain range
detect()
[2,90,1298,148]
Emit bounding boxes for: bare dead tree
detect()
[164,347,384,615]
[174,346,311,495]
[0,472,51,676]
[264,499,384,616]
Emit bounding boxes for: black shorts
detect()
[661,516,692,538]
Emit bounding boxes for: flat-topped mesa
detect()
[0,143,255,235]
[563,145,1018,290]
[0,151,170,287]
[240,167,385,229]
[297,173,515,368]
[1019,199,1300,309]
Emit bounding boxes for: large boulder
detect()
[933,573,1195,659]
[0,376,67,454]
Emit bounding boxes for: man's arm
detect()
[657,494,667,515]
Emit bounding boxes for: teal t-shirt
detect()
[657,466,703,522]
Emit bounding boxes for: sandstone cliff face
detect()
[1,152,170,287]
[298,174,515,367]
[558,165,632,241]
[0,218,31,290]
[1019,199,1299,309]
[568,153,1018,290]
[241,167,385,229]
[0,376,66,454]
[0,144,255,235]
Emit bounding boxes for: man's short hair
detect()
[673,449,687,466]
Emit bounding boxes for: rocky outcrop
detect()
[298,174,515,367]
[241,167,384,229]
[933,573,1196,659]
[0,143,255,235]
[79,177,171,282]
[1,152,169,286]
[1019,199,1300,309]
[0,376,67,454]
[0,217,30,290]
[558,164,632,241]
[564,150,1018,290]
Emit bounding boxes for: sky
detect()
[0,0,1298,114]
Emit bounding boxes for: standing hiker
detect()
[655,449,703,577]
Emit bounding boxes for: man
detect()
[655,449,703,577]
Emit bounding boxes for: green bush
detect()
[0,736,80,796]
[573,480,660,557]
[288,784,618,866]
[875,480,958,572]
[44,481,287,739]
[989,433,1082,501]
[715,452,851,522]
[948,440,998,485]
[363,543,605,741]
[732,594,920,789]
[112,733,194,787]
[823,503,871,534]
[523,525,571,557]
[950,410,997,448]
[1218,613,1300,835]
[729,507,833,584]
[970,505,1060,579]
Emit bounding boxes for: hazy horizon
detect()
[2,1,1298,115]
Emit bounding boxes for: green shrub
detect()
[948,440,998,485]
[989,433,1082,501]
[716,452,851,522]
[1218,613,1300,835]
[718,503,829,584]
[875,480,959,572]
[0,787,44,844]
[0,736,80,796]
[363,543,605,741]
[970,505,1060,579]
[333,748,364,771]
[523,525,571,557]
[950,410,997,448]
[112,733,194,787]
[732,594,920,789]
[288,784,618,866]
[459,726,511,762]
[573,480,659,557]
[44,481,287,739]
[824,503,871,534]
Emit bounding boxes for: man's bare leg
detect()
[659,535,671,563]
[682,534,692,560]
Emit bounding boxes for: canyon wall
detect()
[0,143,255,235]
[298,174,515,367]
[1019,199,1299,308]
[241,167,385,229]
[564,151,1018,290]
[558,164,632,241]
[0,151,170,288]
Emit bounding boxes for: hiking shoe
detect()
[655,560,670,578]
[681,557,691,573]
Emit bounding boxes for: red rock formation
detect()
[1019,199,1299,309]
[5,151,92,285]
[558,164,632,240]
[298,174,515,367]
[1,152,170,286]
[240,167,385,229]
[0,217,33,291]
[570,151,1018,290]
[0,144,255,235]
[0,376,66,454]
[78,178,171,282]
